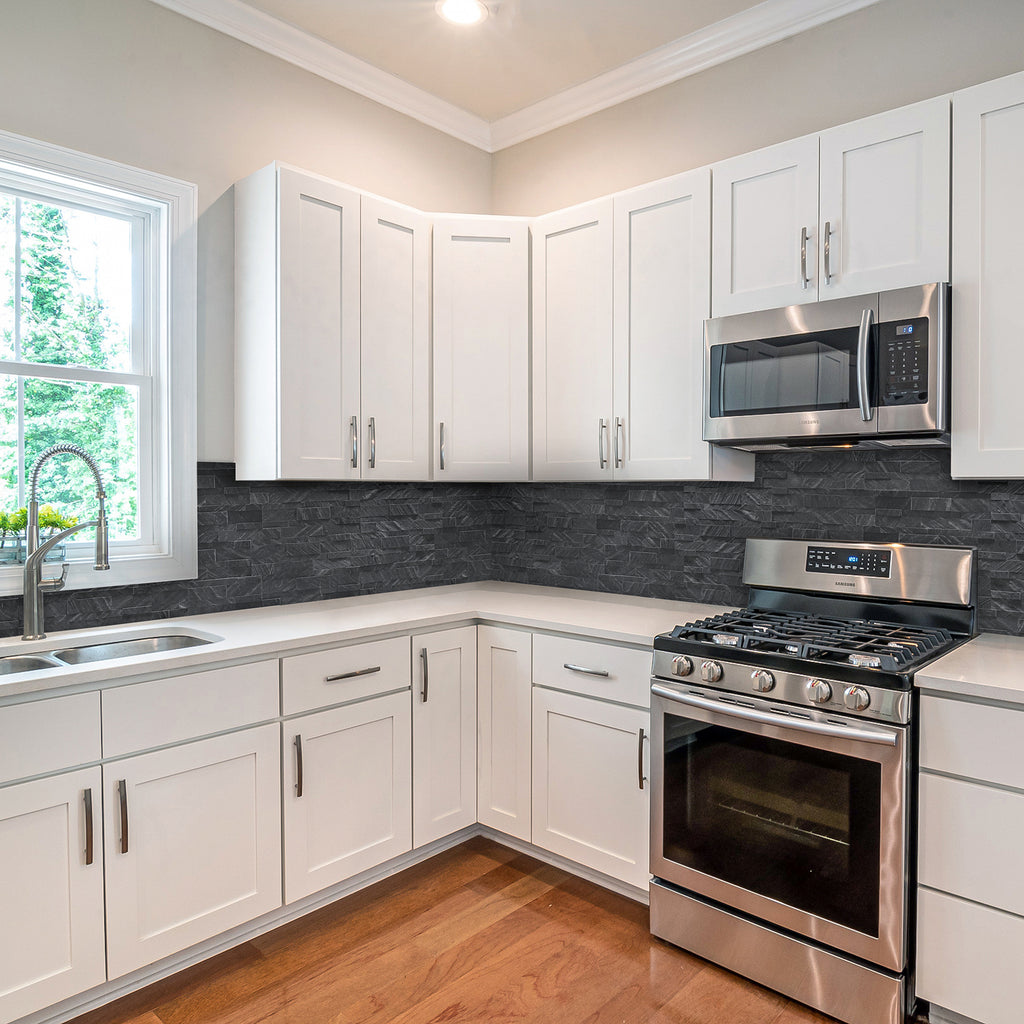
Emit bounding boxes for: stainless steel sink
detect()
[52,634,214,665]
[0,654,61,675]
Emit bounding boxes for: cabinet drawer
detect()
[0,692,100,782]
[282,636,411,716]
[918,887,1024,1024]
[919,773,1024,917]
[103,661,279,757]
[920,695,1024,789]
[533,634,651,707]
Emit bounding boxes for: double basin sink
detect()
[0,634,215,675]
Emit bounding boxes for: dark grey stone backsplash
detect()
[0,449,1021,639]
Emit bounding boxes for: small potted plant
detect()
[36,505,78,562]
[0,508,27,564]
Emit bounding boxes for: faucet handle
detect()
[39,563,69,593]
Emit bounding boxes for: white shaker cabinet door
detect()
[951,71,1024,479]
[477,626,532,842]
[283,692,412,903]
[711,136,819,317]
[360,196,430,481]
[612,171,753,482]
[433,217,530,481]
[532,687,650,890]
[104,725,282,979]
[412,626,477,848]
[0,768,105,1024]
[532,199,614,480]
[818,96,950,299]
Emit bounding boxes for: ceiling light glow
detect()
[438,0,488,26]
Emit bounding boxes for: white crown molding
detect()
[147,0,884,154]
[146,0,493,150]
[488,0,885,150]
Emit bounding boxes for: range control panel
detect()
[806,546,892,577]
[878,316,928,406]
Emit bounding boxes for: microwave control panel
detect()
[878,316,928,405]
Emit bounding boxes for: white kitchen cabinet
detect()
[433,217,530,480]
[950,70,1024,479]
[283,691,412,903]
[612,172,752,482]
[712,98,950,315]
[477,626,531,842]
[532,686,650,890]
[361,195,431,481]
[412,625,477,847]
[235,163,361,480]
[0,767,105,1024]
[103,724,282,979]
[532,199,615,480]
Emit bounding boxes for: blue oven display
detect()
[806,546,891,577]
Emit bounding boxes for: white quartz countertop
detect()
[0,582,730,702]
[916,632,1024,707]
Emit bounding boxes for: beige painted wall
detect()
[0,0,491,462]
[492,0,1024,215]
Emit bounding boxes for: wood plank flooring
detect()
[69,837,853,1024]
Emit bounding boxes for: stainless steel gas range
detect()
[649,538,976,1024]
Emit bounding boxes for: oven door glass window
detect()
[708,325,863,417]
[662,714,881,937]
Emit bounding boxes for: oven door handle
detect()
[651,683,898,747]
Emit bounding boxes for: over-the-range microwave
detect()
[703,283,949,451]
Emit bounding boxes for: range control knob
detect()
[843,685,871,711]
[701,660,724,684]
[806,679,833,704]
[671,656,694,678]
[751,669,775,693]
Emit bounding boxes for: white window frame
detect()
[0,128,197,596]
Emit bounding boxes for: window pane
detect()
[0,194,13,361]
[17,198,131,372]
[23,377,139,542]
[0,377,18,554]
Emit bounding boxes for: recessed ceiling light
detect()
[437,0,488,26]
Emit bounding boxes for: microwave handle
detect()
[856,307,874,422]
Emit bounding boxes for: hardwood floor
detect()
[70,837,847,1024]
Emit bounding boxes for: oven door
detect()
[650,682,909,972]
[703,295,879,445]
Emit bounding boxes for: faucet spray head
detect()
[94,500,110,571]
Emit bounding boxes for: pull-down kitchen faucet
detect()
[22,443,110,641]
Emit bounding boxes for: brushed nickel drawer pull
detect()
[325,666,382,682]
[294,735,304,798]
[117,779,129,855]
[563,663,610,678]
[84,788,94,866]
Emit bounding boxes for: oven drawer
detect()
[919,772,1024,917]
[532,634,650,707]
[920,694,1024,789]
[917,887,1024,1024]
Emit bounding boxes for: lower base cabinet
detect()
[0,767,105,1024]
[103,724,282,979]
[283,692,412,903]
[532,687,650,889]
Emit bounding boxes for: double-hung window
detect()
[0,129,197,595]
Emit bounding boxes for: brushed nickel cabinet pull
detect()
[598,419,608,469]
[563,662,610,678]
[83,788,94,866]
[294,735,304,798]
[823,220,833,284]
[638,728,647,791]
[800,226,810,289]
[117,779,129,855]
[350,415,359,468]
[368,416,376,469]
[325,666,381,682]
[420,647,429,703]
[614,417,625,469]
[439,422,446,471]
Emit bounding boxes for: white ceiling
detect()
[149,0,886,151]
[236,0,758,121]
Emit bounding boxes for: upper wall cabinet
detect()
[950,71,1024,479]
[712,97,950,316]
[235,166,430,481]
[433,217,530,480]
[533,182,753,482]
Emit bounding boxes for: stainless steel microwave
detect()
[703,283,949,451]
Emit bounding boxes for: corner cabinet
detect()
[950,70,1024,479]
[433,217,530,480]
[712,97,950,316]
